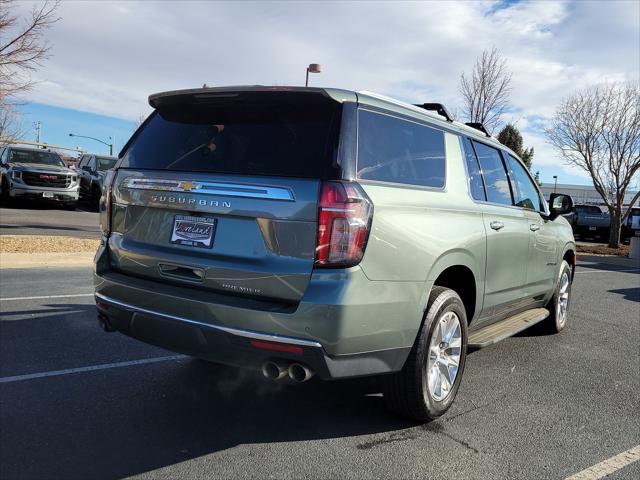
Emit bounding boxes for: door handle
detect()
[530,224,541,232]
[490,221,505,231]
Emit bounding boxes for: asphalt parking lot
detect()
[0,255,638,479]
[0,205,100,238]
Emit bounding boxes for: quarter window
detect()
[357,110,446,188]
[472,141,513,206]
[505,154,542,211]
[461,137,486,201]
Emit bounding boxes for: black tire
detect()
[383,286,468,422]
[91,185,101,211]
[541,260,572,334]
[0,178,11,206]
[62,202,77,211]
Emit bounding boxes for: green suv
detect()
[94,87,575,421]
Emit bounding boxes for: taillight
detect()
[315,181,373,268]
[99,170,116,236]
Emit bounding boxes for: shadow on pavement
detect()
[608,287,640,302]
[0,304,415,480]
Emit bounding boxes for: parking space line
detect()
[565,445,640,480]
[0,355,186,384]
[575,268,640,275]
[0,293,94,302]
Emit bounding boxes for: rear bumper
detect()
[577,225,609,235]
[95,292,410,380]
[93,243,423,379]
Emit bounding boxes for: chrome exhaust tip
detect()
[261,361,289,380]
[288,363,315,383]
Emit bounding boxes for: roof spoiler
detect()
[148,86,331,109]
[465,122,491,137]
[414,103,454,122]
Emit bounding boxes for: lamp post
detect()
[553,175,558,193]
[305,63,321,87]
[33,121,41,143]
[68,133,113,156]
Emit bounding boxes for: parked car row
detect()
[0,144,116,210]
[558,201,639,242]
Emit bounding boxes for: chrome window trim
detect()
[95,293,323,348]
[121,177,295,201]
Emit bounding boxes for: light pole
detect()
[305,63,321,87]
[68,133,113,156]
[553,175,558,193]
[33,121,41,143]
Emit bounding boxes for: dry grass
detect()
[0,235,100,254]
[576,243,630,257]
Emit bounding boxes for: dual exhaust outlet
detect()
[261,361,314,383]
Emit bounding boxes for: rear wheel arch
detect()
[431,265,477,324]
[424,251,483,325]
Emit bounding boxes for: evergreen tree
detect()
[497,124,534,170]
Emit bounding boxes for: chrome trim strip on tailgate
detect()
[122,177,295,201]
[95,293,322,348]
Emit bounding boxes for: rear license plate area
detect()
[589,226,597,231]
[170,215,217,249]
[42,192,54,198]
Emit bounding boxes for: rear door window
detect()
[576,206,602,215]
[357,109,446,188]
[120,93,341,179]
[472,141,513,206]
[461,137,486,201]
[505,154,542,211]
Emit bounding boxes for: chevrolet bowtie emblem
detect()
[178,181,199,192]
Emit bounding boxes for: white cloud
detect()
[12,0,640,180]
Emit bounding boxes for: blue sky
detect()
[7,0,639,186]
[16,103,136,157]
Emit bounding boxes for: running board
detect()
[468,308,550,348]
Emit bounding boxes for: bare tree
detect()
[0,102,23,141]
[459,47,512,134]
[546,82,640,248]
[0,0,59,140]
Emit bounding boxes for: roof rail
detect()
[465,122,491,137]
[414,103,454,122]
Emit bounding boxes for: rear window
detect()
[9,149,65,167]
[576,206,603,215]
[120,93,341,179]
[357,110,446,188]
[96,157,117,171]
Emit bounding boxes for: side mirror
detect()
[549,193,574,220]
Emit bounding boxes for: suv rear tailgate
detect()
[109,171,319,304]
[106,88,343,305]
